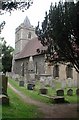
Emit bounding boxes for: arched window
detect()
[53,65,59,78]
[28,32,31,39]
[66,64,73,78]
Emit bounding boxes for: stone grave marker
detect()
[61,80,66,89]
[19,80,24,87]
[0,75,8,95]
[76,88,79,96]
[0,75,9,105]
[40,76,45,88]
[39,88,48,94]
[67,89,73,96]
[73,80,77,87]
[56,89,64,96]
[51,80,55,89]
[67,78,72,88]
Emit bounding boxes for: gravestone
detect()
[74,80,77,87]
[27,83,35,90]
[61,80,66,89]
[56,89,64,96]
[76,88,79,96]
[19,81,24,87]
[51,81,55,89]
[40,74,52,87]
[39,88,48,94]
[0,94,9,105]
[0,75,8,95]
[67,89,73,96]
[0,75,9,105]
[67,78,72,88]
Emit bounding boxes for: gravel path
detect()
[8,83,78,118]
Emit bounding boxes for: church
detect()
[12,16,78,82]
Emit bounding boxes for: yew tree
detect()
[0,38,14,73]
[0,0,33,14]
[35,1,79,73]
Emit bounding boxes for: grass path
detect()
[2,86,43,119]
[8,82,78,118]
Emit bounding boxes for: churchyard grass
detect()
[8,78,78,104]
[0,105,2,120]
[8,79,50,104]
[2,87,43,119]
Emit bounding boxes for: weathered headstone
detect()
[19,80,24,87]
[51,81,55,89]
[67,89,73,96]
[0,75,8,95]
[27,83,35,90]
[40,74,52,87]
[40,76,45,88]
[76,88,79,96]
[61,80,66,89]
[67,78,72,88]
[56,89,64,96]
[0,75,9,105]
[39,88,48,94]
[0,94,9,105]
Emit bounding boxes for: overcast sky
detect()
[0,0,60,48]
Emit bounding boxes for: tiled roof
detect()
[15,37,47,60]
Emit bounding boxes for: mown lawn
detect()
[2,87,43,119]
[8,79,50,104]
[9,78,78,104]
[0,105,2,120]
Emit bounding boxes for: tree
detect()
[0,37,14,73]
[0,0,33,14]
[0,39,3,72]
[35,1,79,73]
[0,21,6,33]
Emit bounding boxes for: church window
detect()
[66,64,73,78]
[53,65,59,78]
[28,32,31,39]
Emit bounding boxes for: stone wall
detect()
[13,56,78,82]
[13,54,45,76]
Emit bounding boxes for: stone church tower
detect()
[12,16,37,72]
[14,16,36,59]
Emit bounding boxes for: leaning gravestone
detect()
[56,89,64,96]
[67,89,73,96]
[76,88,79,96]
[0,75,9,105]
